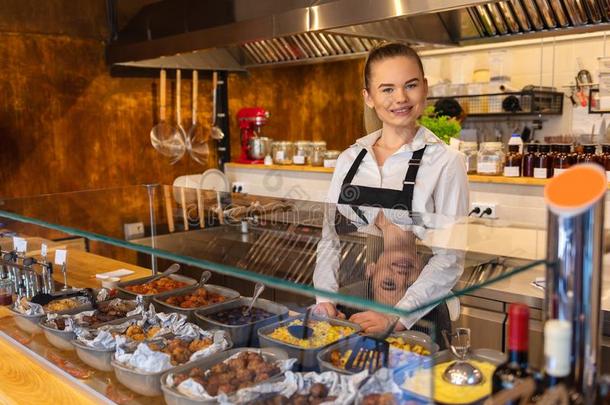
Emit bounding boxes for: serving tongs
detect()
[30,287,94,307]
[344,316,400,373]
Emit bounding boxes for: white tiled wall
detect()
[420,32,610,141]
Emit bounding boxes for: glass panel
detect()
[0,185,546,320]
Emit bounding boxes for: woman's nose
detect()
[394,88,409,103]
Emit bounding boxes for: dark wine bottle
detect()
[492,303,532,405]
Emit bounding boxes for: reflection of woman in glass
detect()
[313,42,468,342]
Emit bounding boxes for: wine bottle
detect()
[492,303,533,405]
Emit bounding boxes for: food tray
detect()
[9,300,92,335]
[111,331,233,397]
[160,347,290,405]
[194,297,289,347]
[116,273,197,305]
[318,330,439,375]
[153,284,240,321]
[71,316,143,371]
[257,314,361,371]
[40,301,141,352]
[395,348,506,405]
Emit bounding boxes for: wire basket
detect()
[428,90,563,117]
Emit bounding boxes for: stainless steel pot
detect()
[248,137,271,160]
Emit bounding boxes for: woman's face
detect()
[363,56,428,131]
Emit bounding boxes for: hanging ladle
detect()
[210,71,225,141]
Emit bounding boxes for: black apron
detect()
[333,145,451,349]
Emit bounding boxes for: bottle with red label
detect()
[492,303,533,404]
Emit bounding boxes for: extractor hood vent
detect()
[467,0,610,39]
[107,0,610,71]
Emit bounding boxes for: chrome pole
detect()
[545,177,605,402]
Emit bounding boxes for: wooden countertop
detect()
[0,247,153,404]
[225,162,557,186]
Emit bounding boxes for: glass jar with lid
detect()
[310,141,327,167]
[534,144,552,178]
[577,144,600,165]
[294,140,312,165]
[459,141,478,174]
[323,150,341,168]
[271,141,295,165]
[553,144,572,177]
[601,144,610,182]
[0,278,13,306]
[477,142,504,176]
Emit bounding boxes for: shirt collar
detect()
[354,126,443,153]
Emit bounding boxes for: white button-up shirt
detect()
[313,126,469,328]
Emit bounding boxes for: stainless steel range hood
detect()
[107,0,610,71]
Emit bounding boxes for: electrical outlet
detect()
[231,182,246,193]
[470,202,497,219]
[124,222,145,240]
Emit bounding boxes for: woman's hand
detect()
[312,302,346,319]
[349,311,403,333]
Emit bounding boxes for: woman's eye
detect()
[405,83,417,90]
[382,88,393,94]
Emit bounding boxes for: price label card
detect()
[54,249,67,266]
[13,237,27,253]
[41,243,48,258]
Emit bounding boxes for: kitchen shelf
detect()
[428,90,564,117]
[0,185,546,321]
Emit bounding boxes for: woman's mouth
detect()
[389,106,414,117]
[380,278,397,291]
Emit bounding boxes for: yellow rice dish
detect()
[267,320,355,348]
[402,360,496,404]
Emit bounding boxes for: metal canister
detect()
[271,141,295,165]
[310,141,327,166]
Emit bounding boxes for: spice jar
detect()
[271,141,295,165]
[310,141,327,167]
[323,150,341,168]
[503,145,522,177]
[459,141,478,174]
[0,278,13,306]
[553,144,572,177]
[294,140,312,165]
[578,144,599,165]
[477,142,504,176]
[522,143,538,177]
[534,144,552,179]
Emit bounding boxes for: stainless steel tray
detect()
[160,347,290,405]
[41,303,141,352]
[317,330,439,375]
[71,316,144,371]
[153,283,240,321]
[116,274,197,305]
[395,348,506,405]
[194,297,289,347]
[257,314,361,371]
[9,301,92,335]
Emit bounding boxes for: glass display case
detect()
[0,185,555,404]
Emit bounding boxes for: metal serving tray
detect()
[153,284,240,322]
[160,347,290,405]
[9,300,92,334]
[194,297,289,347]
[395,348,506,405]
[317,330,439,375]
[257,314,361,371]
[111,330,233,397]
[115,274,197,305]
[71,316,144,371]
[40,300,140,352]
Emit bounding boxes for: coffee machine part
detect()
[311,141,327,166]
[272,141,295,165]
[237,107,270,164]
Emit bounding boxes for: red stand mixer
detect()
[237,107,270,164]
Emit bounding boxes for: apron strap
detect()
[342,149,367,185]
[401,145,427,212]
